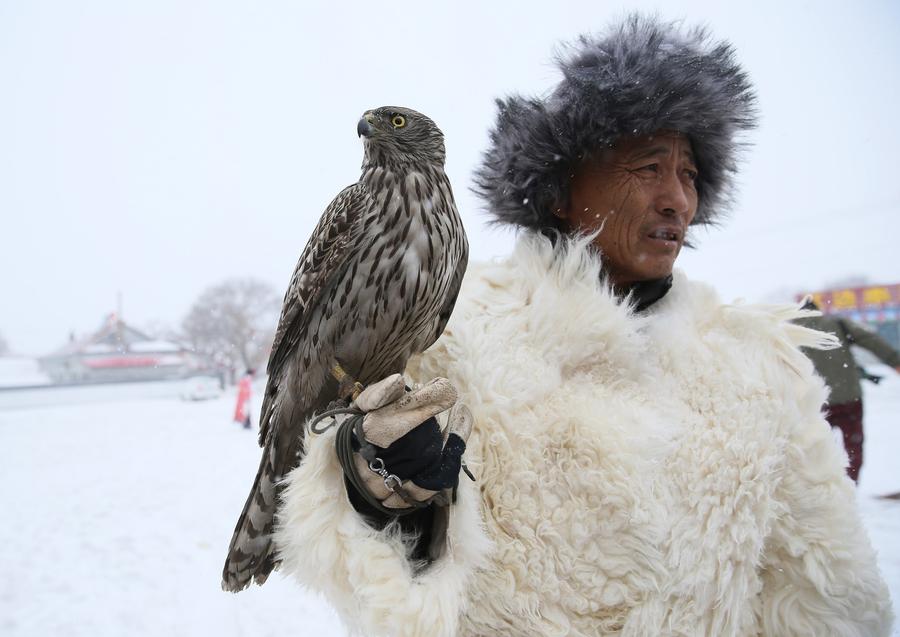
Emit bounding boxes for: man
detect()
[796,301,900,482]
[272,15,893,636]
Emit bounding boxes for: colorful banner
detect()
[797,283,900,322]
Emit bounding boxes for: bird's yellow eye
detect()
[391,115,406,128]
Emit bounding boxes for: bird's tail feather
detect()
[221,366,334,592]
[221,382,306,592]
[221,439,280,592]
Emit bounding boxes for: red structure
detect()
[40,313,205,384]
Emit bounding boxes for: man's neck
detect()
[615,275,673,312]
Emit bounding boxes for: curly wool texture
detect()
[275,235,892,636]
[275,421,490,637]
[474,14,758,231]
[409,234,892,636]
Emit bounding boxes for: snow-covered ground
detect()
[0,357,50,387]
[0,374,897,636]
[0,379,344,637]
[857,367,900,637]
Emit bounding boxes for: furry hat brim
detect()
[474,14,758,231]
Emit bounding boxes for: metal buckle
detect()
[367,457,402,493]
[369,458,403,493]
[383,474,402,492]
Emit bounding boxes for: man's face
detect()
[560,132,699,288]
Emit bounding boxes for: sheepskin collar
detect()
[466,232,678,316]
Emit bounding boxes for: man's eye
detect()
[639,163,659,173]
[684,169,698,182]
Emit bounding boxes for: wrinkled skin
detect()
[558,132,699,288]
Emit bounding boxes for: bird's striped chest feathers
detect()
[330,164,464,380]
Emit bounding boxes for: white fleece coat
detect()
[275,235,893,637]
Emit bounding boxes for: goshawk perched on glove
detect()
[222,106,468,592]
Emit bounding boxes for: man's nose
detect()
[656,170,691,217]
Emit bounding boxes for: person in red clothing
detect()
[233,369,255,429]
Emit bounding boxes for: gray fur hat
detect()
[474,14,758,231]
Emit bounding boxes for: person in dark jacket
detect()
[796,300,900,482]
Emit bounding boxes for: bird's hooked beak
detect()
[357,112,376,138]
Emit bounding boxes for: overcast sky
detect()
[1,0,898,355]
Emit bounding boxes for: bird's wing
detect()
[269,184,369,375]
[222,183,371,592]
[416,237,469,354]
[258,182,370,446]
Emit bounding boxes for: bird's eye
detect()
[391,115,406,128]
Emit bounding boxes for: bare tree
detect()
[181,278,281,375]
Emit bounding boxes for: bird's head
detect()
[357,106,446,167]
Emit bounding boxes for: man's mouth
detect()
[647,227,681,243]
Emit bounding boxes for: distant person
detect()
[795,300,900,483]
[233,369,255,430]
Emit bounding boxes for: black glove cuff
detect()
[335,414,428,517]
[411,433,467,492]
[356,416,443,481]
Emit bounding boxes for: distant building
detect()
[40,313,205,384]
[797,282,900,351]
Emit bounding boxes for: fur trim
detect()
[275,421,491,637]
[474,14,757,232]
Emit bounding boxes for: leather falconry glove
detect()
[313,374,473,515]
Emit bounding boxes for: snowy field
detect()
[0,357,50,388]
[0,374,898,636]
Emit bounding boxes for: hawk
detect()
[222,106,468,592]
